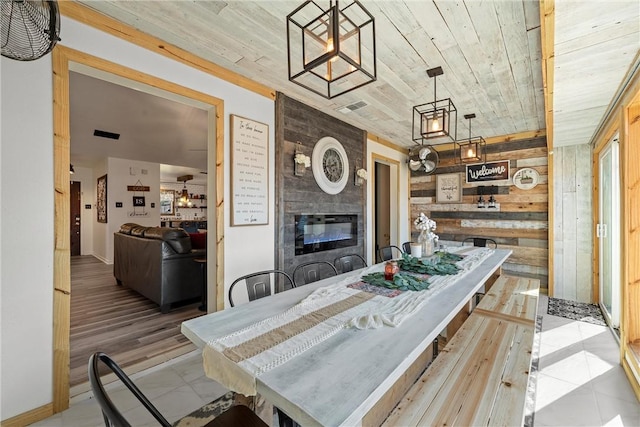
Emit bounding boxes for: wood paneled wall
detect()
[409,136,549,288]
[552,144,593,302]
[275,94,367,275]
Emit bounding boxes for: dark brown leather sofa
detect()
[114,223,204,313]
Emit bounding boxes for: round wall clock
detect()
[513,167,540,190]
[312,136,349,195]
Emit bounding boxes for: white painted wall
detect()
[1,55,55,419]
[72,166,95,256]
[0,15,275,420]
[366,140,410,265]
[104,157,161,263]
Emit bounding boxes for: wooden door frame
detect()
[52,45,225,412]
[370,154,401,262]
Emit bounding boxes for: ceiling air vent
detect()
[93,129,121,140]
[336,100,368,114]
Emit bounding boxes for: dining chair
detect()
[228,270,294,307]
[402,241,412,254]
[292,261,338,286]
[88,352,267,427]
[333,254,367,273]
[462,237,498,249]
[376,245,403,262]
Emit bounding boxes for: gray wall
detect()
[275,93,366,276]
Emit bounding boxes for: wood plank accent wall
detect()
[275,94,366,275]
[409,136,549,288]
[552,144,593,303]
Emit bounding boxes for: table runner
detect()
[204,246,493,395]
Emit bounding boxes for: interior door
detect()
[70,181,81,256]
[598,135,620,329]
[375,162,391,258]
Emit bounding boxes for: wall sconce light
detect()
[354,159,367,186]
[70,164,75,174]
[477,186,486,208]
[294,142,311,176]
[477,185,498,209]
[456,113,486,164]
[412,67,457,144]
[286,0,377,99]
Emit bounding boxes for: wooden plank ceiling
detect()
[74,1,638,149]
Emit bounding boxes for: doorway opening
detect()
[597,133,621,337]
[372,155,401,262]
[53,46,224,410]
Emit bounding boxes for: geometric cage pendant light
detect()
[455,113,486,164]
[412,66,457,144]
[286,0,377,99]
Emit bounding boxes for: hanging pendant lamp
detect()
[412,67,457,144]
[286,0,377,99]
[455,113,486,164]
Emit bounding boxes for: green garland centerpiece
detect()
[398,252,463,275]
[360,252,465,292]
[361,272,432,292]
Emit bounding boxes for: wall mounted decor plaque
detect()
[465,160,510,183]
[436,173,462,203]
[96,174,107,223]
[231,115,269,226]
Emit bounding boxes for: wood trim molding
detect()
[539,0,555,295]
[51,44,226,416]
[52,46,71,413]
[58,1,276,100]
[1,403,54,427]
[367,133,406,153]
[371,154,402,262]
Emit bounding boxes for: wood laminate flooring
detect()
[70,255,203,389]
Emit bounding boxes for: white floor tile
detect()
[594,391,640,426]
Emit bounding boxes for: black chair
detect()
[333,254,367,273]
[292,261,338,286]
[376,245,403,262]
[229,270,294,307]
[88,352,267,427]
[462,237,498,249]
[402,241,412,254]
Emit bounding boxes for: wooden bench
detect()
[382,276,540,427]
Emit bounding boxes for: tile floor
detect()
[32,294,640,426]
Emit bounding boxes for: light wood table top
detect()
[182,249,512,427]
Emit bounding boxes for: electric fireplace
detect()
[295,214,358,255]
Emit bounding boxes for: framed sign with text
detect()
[230,115,269,226]
[436,173,462,203]
[465,160,510,183]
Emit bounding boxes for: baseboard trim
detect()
[1,403,53,427]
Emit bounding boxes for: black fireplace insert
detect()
[295,214,358,255]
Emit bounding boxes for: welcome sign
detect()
[465,160,510,183]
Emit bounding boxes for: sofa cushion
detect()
[119,223,140,235]
[189,232,207,250]
[130,225,149,237]
[143,227,192,254]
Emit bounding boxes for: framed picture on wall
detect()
[230,114,269,226]
[133,196,145,207]
[97,174,107,223]
[436,173,462,203]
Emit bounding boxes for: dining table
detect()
[181,247,512,427]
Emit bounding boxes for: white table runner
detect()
[204,247,493,395]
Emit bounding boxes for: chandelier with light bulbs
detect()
[412,66,457,145]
